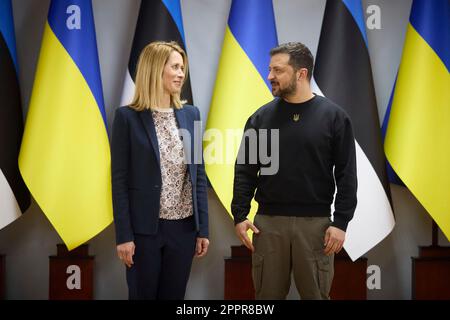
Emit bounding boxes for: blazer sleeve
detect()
[194,106,209,238]
[111,108,134,244]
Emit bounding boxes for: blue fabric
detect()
[409,0,450,70]
[0,0,18,70]
[47,0,107,126]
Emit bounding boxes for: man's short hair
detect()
[270,42,314,81]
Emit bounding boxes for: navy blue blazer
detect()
[111,105,209,245]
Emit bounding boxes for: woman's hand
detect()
[195,237,209,258]
[117,241,135,268]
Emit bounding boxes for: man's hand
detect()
[235,219,260,252]
[117,241,135,268]
[324,226,345,256]
[195,237,210,258]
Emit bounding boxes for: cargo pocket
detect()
[252,253,264,296]
[314,250,334,299]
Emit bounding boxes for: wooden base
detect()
[224,245,367,300]
[330,250,367,300]
[412,246,450,300]
[224,246,254,299]
[49,244,94,300]
[0,255,4,300]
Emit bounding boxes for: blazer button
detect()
[154,185,160,188]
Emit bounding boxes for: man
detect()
[231,42,357,300]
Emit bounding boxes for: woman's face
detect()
[162,50,185,95]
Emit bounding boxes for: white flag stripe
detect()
[120,69,135,107]
[345,141,395,260]
[312,77,395,261]
[0,168,22,229]
[310,78,323,97]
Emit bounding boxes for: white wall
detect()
[0,0,448,299]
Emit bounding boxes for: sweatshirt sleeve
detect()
[332,114,358,232]
[231,116,260,224]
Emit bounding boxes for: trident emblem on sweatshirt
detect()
[293,114,300,122]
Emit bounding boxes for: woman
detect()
[111,41,209,300]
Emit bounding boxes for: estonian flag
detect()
[0,0,30,230]
[313,0,395,260]
[121,0,193,106]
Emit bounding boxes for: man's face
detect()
[268,53,297,98]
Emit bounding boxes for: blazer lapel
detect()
[175,108,195,182]
[139,110,160,165]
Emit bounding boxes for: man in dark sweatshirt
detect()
[232,42,357,300]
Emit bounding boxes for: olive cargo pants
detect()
[252,214,334,300]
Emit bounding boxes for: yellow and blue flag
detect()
[19,0,112,250]
[385,0,450,239]
[205,0,277,223]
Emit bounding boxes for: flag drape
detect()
[205,0,278,225]
[313,0,395,260]
[19,0,112,250]
[385,0,450,240]
[0,0,30,230]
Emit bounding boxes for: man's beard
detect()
[271,75,297,98]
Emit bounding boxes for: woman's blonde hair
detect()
[129,41,188,111]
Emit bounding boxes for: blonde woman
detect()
[111,41,209,300]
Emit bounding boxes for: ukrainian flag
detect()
[19,0,112,250]
[205,0,277,223]
[385,0,450,239]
